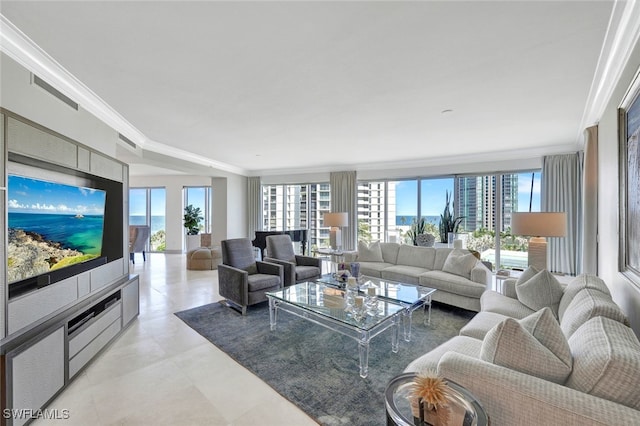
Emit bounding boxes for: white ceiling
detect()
[0,1,629,176]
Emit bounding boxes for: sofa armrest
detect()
[218,264,249,305]
[437,352,640,425]
[470,263,491,286]
[263,258,293,286]
[503,278,518,298]
[257,260,284,286]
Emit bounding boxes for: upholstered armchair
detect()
[218,238,283,315]
[264,234,321,286]
[129,225,150,264]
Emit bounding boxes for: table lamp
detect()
[511,212,567,271]
[323,212,348,251]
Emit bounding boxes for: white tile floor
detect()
[34,253,317,426]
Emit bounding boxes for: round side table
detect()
[385,372,489,426]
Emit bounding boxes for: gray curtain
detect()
[542,153,583,275]
[330,171,357,251]
[247,176,262,239]
[582,126,598,274]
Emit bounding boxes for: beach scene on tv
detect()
[7,174,107,284]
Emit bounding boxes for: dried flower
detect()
[410,370,449,411]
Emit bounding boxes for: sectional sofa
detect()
[404,271,640,425]
[343,241,492,311]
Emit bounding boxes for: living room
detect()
[1,1,640,425]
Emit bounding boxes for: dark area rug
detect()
[175,301,475,426]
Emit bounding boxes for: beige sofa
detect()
[405,272,640,425]
[344,242,492,312]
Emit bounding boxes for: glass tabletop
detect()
[267,282,404,331]
[316,274,436,306]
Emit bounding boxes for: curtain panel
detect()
[247,176,262,240]
[330,171,357,251]
[542,153,583,275]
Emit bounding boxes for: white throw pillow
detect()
[441,250,477,279]
[357,240,384,262]
[480,316,572,384]
[518,307,573,370]
[516,269,564,317]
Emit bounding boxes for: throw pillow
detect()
[480,317,572,384]
[516,269,564,317]
[441,250,477,279]
[357,240,384,262]
[518,307,572,370]
[516,265,539,285]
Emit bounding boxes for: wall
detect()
[597,42,640,337]
[0,53,118,157]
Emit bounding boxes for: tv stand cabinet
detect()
[1,275,139,426]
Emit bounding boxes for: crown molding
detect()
[0,14,247,177]
[580,0,640,136]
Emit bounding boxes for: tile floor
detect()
[33,253,317,426]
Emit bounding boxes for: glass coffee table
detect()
[317,274,436,342]
[266,281,405,378]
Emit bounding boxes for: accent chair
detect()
[264,234,321,286]
[129,225,150,264]
[218,238,283,315]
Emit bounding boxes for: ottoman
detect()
[187,247,222,270]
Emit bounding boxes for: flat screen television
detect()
[7,158,124,299]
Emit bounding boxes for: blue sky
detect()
[129,188,166,217]
[396,173,541,216]
[8,175,106,215]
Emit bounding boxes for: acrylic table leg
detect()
[391,316,400,353]
[268,298,277,331]
[402,310,412,342]
[358,339,370,378]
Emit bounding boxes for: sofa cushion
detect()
[247,273,281,292]
[442,250,478,280]
[566,317,640,410]
[519,307,572,372]
[396,245,436,269]
[295,265,321,281]
[420,271,486,298]
[380,265,423,284]
[480,290,536,319]
[357,240,384,262]
[357,261,395,278]
[560,288,630,338]
[558,274,611,321]
[433,247,454,271]
[404,336,482,373]
[480,316,572,384]
[516,269,564,317]
[380,242,401,264]
[459,311,510,340]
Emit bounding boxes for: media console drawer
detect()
[68,301,121,358]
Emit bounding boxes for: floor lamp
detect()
[323,212,348,251]
[511,212,567,271]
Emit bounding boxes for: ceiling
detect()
[0,1,629,176]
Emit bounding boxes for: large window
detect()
[262,183,330,251]
[357,170,541,271]
[129,187,166,252]
[184,186,212,235]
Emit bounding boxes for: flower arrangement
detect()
[409,370,451,425]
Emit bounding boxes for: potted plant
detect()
[184,205,203,251]
[439,191,465,243]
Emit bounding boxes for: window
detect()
[129,187,166,252]
[184,186,212,234]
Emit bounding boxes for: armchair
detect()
[264,234,321,286]
[218,238,283,315]
[129,225,150,264]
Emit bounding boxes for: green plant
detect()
[183,204,203,235]
[439,190,464,243]
[407,218,427,246]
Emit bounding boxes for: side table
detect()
[385,372,489,426]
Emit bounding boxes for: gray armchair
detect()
[218,238,283,315]
[264,234,321,286]
[129,225,150,264]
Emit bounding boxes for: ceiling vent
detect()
[118,133,137,149]
[32,74,79,110]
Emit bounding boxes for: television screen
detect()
[7,174,107,285]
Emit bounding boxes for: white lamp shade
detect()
[323,212,348,227]
[511,212,567,237]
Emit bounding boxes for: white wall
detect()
[597,43,640,337]
[0,53,118,157]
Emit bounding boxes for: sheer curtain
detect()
[330,171,357,251]
[247,176,262,239]
[542,153,583,275]
[581,126,598,274]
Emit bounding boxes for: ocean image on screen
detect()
[7,175,107,284]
